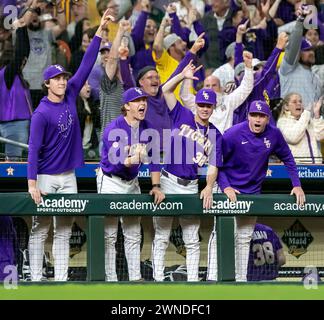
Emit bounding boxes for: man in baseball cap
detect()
[248,100,271,134]
[99,42,112,52]
[43,64,71,81]
[121,87,149,120]
[249,100,271,117]
[195,88,217,106]
[122,87,148,104]
[163,33,183,51]
[218,98,305,282]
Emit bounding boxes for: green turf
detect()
[0,283,324,300]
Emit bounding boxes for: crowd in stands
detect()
[0,0,323,283]
[0,0,323,162]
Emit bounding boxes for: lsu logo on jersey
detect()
[264,137,271,149]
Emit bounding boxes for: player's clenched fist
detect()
[276,32,289,50]
[243,51,253,69]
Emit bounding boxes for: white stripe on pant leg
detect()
[152,216,173,281]
[53,216,73,281]
[235,216,257,282]
[28,216,52,281]
[121,216,141,281]
[180,217,200,282]
[105,216,119,281]
[207,216,217,281]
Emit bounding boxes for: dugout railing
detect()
[0,193,323,282]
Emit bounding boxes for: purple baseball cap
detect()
[301,38,314,51]
[43,64,71,81]
[123,87,148,104]
[249,100,271,117]
[195,89,217,105]
[99,42,112,52]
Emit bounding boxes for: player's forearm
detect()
[206,165,218,189]
[150,171,161,186]
[28,179,37,190]
[180,79,195,110]
[162,73,184,95]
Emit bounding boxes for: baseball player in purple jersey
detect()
[98,87,164,281]
[152,61,223,282]
[27,10,115,282]
[218,100,305,282]
[247,223,286,281]
[0,216,16,281]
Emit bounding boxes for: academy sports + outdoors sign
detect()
[0,193,324,217]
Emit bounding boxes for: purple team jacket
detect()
[27,36,101,180]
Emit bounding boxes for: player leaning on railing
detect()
[217,100,306,282]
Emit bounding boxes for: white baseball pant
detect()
[235,216,257,281]
[28,170,76,281]
[152,171,200,282]
[207,202,257,281]
[97,168,142,281]
[206,184,221,281]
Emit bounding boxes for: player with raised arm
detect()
[27,9,115,282]
[152,60,223,282]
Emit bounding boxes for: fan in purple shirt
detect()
[218,100,305,281]
[26,10,115,282]
[151,60,223,282]
[247,223,286,281]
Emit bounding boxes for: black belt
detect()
[103,171,130,181]
[161,169,195,187]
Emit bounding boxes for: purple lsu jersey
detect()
[164,101,223,180]
[247,223,283,281]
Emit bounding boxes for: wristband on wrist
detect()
[152,184,161,188]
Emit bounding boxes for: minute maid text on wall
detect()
[203,199,254,214]
[37,197,89,213]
